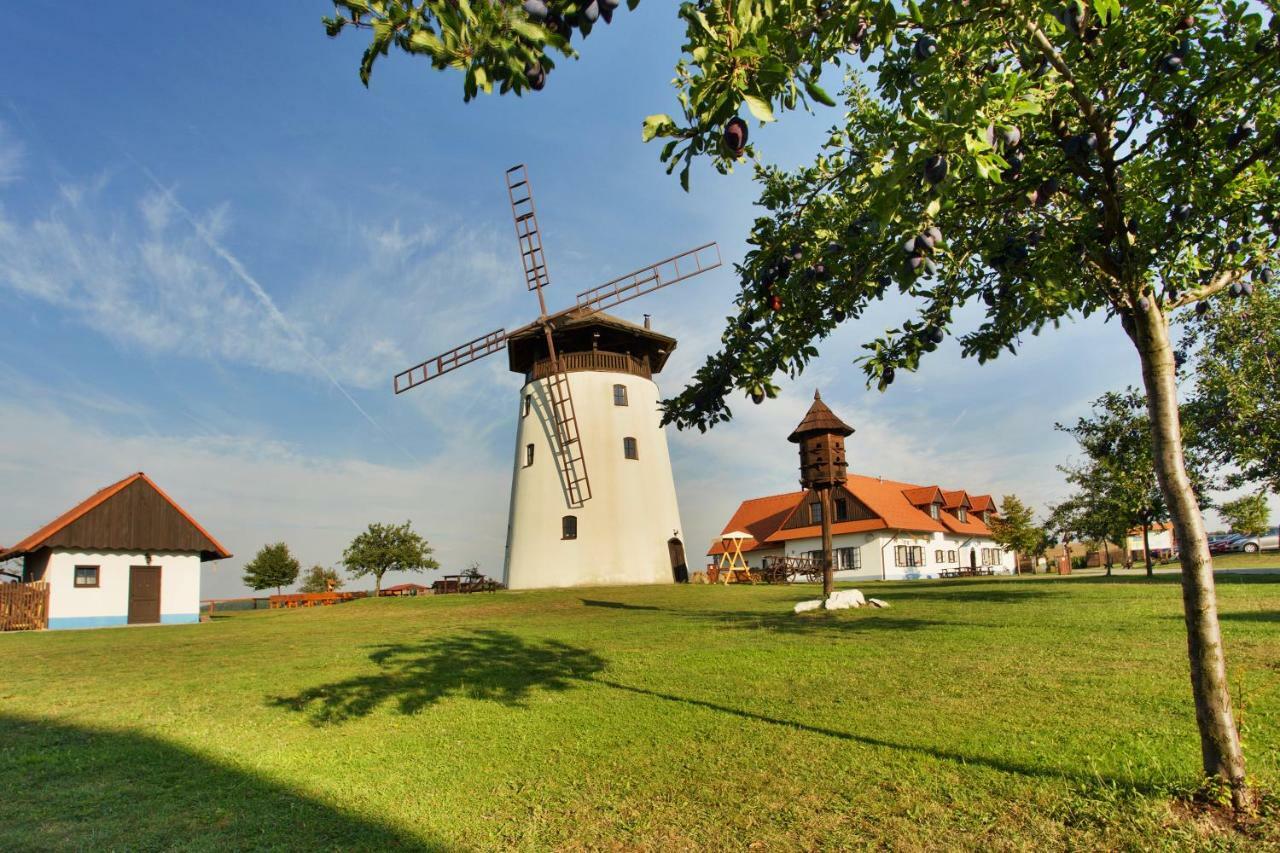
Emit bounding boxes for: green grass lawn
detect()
[2,575,1277,850]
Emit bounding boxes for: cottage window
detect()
[562,515,578,540]
[523,394,532,417]
[957,507,968,522]
[935,549,944,562]
[981,510,991,524]
[947,550,957,562]
[929,503,940,519]
[894,545,924,567]
[623,437,638,460]
[809,502,823,524]
[834,498,849,521]
[74,566,100,588]
[837,546,861,570]
[613,384,628,406]
[525,444,535,467]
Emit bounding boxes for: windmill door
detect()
[128,566,162,624]
[668,537,688,583]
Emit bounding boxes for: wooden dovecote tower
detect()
[788,391,854,596]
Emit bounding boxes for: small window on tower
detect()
[613,384,628,406]
[523,394,532,417]
[562,515,578,540]
[834,498,849,521]
[809,502,823,524]
[525,444,535,467]
[623,437,638,460]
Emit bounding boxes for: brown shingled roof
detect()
[787,391,854,442]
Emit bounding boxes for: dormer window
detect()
[834,498,848,521]
[929,502,940,520]
[981,510,991,524]
[809,502,823,524]
[957,507,967,522]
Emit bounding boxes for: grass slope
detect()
[1,575,1277,851]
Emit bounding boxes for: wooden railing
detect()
[528,350,651,381]
[1,581,49,631]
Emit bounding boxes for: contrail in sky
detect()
[134,163,422,466]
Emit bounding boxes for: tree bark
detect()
[1142,521,1153,578]
[1133,304,1248,809]
[820,488,834,598]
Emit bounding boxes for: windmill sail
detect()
[575,243,722,314]
[393,329,508,394]
[506,164,552,294]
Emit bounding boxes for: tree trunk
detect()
[1133,304,1248,809]
[820,488,834,599]
[1103,541,1112,574]
[1142,522,1153,578]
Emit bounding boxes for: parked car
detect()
[1209,534,1243,554]
[1228,527,1280,553]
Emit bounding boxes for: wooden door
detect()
[128,566,162,624]
[668,537,688,583]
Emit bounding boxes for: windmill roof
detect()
[505,310,677,375]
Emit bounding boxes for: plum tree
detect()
[325,0,1279,811]
[322,0,640,96]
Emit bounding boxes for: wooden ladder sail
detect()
[542,362,592,508]
[506,164,552,293]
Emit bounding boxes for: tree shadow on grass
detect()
[580,598,661,611]
[0,713,437,850]
[580,597,965,635]
[270,628,606,725]
[593,680,1165,796]
[1218,611,1280,623]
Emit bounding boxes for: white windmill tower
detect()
[393,165,721,589]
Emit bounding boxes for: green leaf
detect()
[642,114,676,142]
[802,76,837,108]
[743,94,775,123]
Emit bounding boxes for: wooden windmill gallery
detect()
[394,165,722,589]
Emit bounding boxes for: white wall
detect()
[504,370,685,589]
[1127,529,1174,553]
[42,549,202,629]
[772,530,1016,581]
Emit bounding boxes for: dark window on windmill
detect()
[523,394,532,417]
[623,437,638,460]
[613,384,628,406]
[562,515,577,540]
[525,444,535,467]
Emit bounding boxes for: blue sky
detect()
[0,4,1261,596]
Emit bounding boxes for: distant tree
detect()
[342,521,439,595]
[242,543,301,595]
[462,561,483,580]
[988,495,1044,571]
[1048,481,1128,577]
[1184,285,1280,495]
[1218,494,1271,537]
[299,565,344,594]
[1056,389,1211,577]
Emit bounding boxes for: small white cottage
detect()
[0,473,230,629]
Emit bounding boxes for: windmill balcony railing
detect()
[528,350,652,382]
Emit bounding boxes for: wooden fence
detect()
[1,581,50,631]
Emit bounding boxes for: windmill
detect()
[394,165,722,589]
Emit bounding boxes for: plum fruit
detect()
[1242,281,1255,296]
[882,366,896,386]
[580,0,599,24]
[1227,239,1242,254]
[769,294,783,311]
[1171,203,1192,222]
[925,226,943,245]
[751,389,765,404]
[1161,54,1184,73]
[923,154,949,184]
[1196,300,1210,316]
[913,35,937,61]
[926,326,945,344]
[723,117,748,155]
[1137,296,1150,311]
[908,254,927,270]
[1001,126,1022,148]
[525,63,546,90]
[1230,281,1244,297]
[1261,268,1275,285]
[523,0,549,20]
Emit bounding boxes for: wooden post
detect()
[820,487,834,598]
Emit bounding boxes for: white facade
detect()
[33,549,202,630]
[504,369,684,589]
[739,531,1017,581]
[1126,527,1175,554]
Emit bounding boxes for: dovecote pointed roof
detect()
[787,390,854,443]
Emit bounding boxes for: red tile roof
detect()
[0,472,231,561]
[707,473,996,555]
